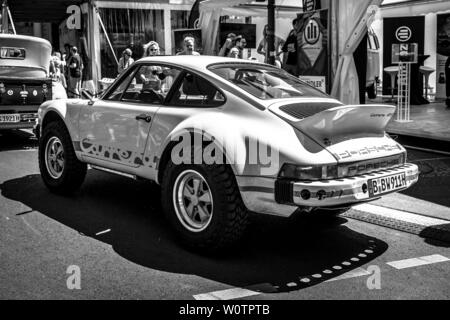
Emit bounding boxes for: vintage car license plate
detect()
[369,173,407,197]
[0,114,21,123]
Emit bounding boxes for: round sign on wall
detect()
[396,26,412,42]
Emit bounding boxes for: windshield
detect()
[208,64,328,100]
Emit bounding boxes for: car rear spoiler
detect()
[294,104,396,145]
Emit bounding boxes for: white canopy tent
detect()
[199,0,383,104]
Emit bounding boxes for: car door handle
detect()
[135,114,152,123]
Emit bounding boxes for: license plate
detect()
[369,173,407,197]
[0,114,21,123]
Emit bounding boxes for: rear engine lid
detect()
[269,100,403,163]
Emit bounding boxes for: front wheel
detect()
[39,121,87,194]
[161,162,248,252]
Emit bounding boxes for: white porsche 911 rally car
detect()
[37,56,419,250]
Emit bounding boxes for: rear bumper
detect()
[237,164,419,218]
[0,112,38,130]
[276,164,419,207]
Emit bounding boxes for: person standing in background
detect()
[63,43,72,94]
[177,37,200,56]
[229,36,247,59]
[143,41,160,58]
[67,46,83,98]
[219,33,236,57]
[140,41,164,91]
[281,19,299,76]
[53,52,67,89]
[257,24,285,65]
[118,48,134,75]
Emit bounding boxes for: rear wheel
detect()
[39,121,87,194]
[161,161,248,252]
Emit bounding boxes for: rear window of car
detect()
[208,63,328,100]
[0,47,26,60]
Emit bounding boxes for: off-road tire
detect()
[39,121,87,194]
[161,161,248,252]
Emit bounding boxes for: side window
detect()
[104,68,136,101]
[120,65,181,104]
[169,72,225,107]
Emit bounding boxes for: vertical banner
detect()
[295,8,329,93]
[436,14,450,99]
[382,17,425,95]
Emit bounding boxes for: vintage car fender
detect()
[38,99,85,145]
[154,106,337,183]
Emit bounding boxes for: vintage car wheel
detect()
[39,121,87,194]
[161,161,248,251]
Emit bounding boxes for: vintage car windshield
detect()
[209,64,328,100]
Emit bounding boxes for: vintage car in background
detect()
[0,34,66,130]
[36,56,419,251]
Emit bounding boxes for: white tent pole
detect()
[95,8,119,66]
[7,6,15,34]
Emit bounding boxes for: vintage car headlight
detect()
[279,164,338,181]
[0,83,5,94]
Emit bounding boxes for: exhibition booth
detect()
[372,0,450,102]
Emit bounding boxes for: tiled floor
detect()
[370,97,450,142]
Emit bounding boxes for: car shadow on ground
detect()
[400,152,450,208]
[0,130,37,152]
[0,172,388,293]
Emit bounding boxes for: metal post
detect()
[7,6,15,34]
[1,0,9,34]
[267,0,275,65]
[396,62,412,123]
[95,7,119,66]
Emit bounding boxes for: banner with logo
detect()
[298,75,326,92]
[382,17,425,95]
[302,0,321,12]
[436,13,450,99]
[295,8,329,92]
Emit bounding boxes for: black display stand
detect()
[410,54,430,105]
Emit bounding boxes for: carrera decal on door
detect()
[80,139,154,167]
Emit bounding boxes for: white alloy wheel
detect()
[173,169,214,233]
[45,136,65,179]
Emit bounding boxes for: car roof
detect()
[0,34,51,48]
[137,55,269,71]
